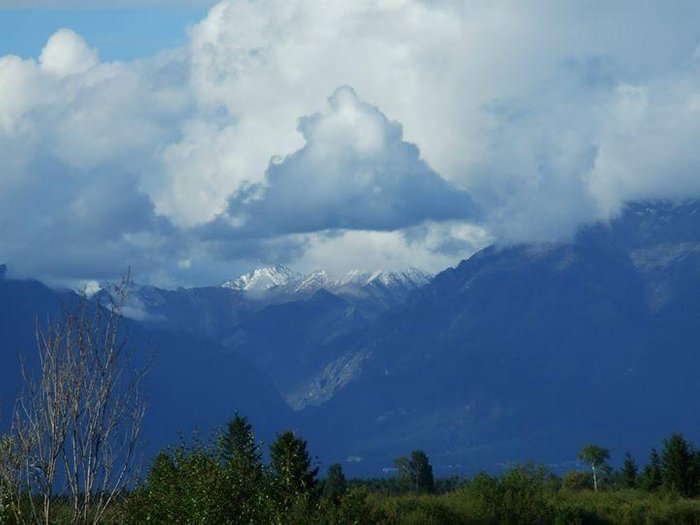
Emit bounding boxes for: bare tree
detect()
[0,274,147,524]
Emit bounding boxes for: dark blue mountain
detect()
[3,200,700,477]
[299,200,700,475]
[0,278,293,456]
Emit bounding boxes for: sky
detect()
[1,1,700,288]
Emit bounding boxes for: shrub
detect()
[563,470,593,491]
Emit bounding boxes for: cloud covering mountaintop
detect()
[1,0,700,287]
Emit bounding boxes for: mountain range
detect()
[2,200,700,476]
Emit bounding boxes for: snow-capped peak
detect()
[352,268,431,288]
[295,269,330,294]
[222,265,432,299]
[222,265,302,292]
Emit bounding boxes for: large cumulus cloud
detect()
[219,87,477,236]
[0,29,191,285]
[1,1,700,286]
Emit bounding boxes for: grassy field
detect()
[364,486,700,524]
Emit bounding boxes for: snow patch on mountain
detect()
[295,269,331,294]
[222,265,302,293]
[222,266,432,301]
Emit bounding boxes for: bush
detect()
[465,464,558,524]
[563,470,593,491]
[320,487,393,524]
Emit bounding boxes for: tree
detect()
[0,436,16,523]
[621,451,638,489]
[562,470,592,491]
[641,448,662,491]
[0,275,147,524]
[323,463,347,505]
[661,433,696,496]
[220,413,266,522]
[221,413,262,473]
[127,438,229,524]
[578,444,610,491]
[269,431,318,510]
[394,450,435,493]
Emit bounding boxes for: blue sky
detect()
[1,1,700,288]
[0,8,207,61]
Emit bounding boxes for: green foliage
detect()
[621,451,638,489]
[578,444,611,491]
[347,476,407,495]
[466,464,559,524]
[661,433,697,496]
[0,435,13,523]
[113,421,700,524]
[323,463,347,505]
[578,444,610,466]
[124,427,274,524]
[641,448,663,491]
[220,414,268,522]
[125,439,231,524]
[221,413,261,469]
[394,450,435,494]
[320,487,392,524]
[0,476,8,525]
[562,470,593,491]
[269,430,319,514]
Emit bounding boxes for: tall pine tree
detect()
[270,431,319,511]
[641,448,662,491]
[220,413,266,522]
[661,433,696,496]
[323,463,347,505]
[621,451,638,489]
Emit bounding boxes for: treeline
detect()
[570,435,700,496]
[122,413,385,524]
[123,424,700,524]
[5,410,700,523]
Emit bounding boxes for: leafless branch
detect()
[0,272,147,524]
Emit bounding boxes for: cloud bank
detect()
[1,1,700,286]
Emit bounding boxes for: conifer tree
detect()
[621,451,638,489]
[661,433,696,496]
[270,431,319,510]
[221,413,262,473]
[641,448,662,491]
[220,413,266,521]
[323,463,347,505]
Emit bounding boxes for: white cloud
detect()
[588,75,700,217]
[2,1,700,286]
[287,220,492,278]
[214,86,477,236]
[39,29,99,77]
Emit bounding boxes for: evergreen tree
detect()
[621,451,638,489]
[578,444,610,492]
[270,431,319,511]
[661,433,696,496]
[220,413,266,522]
[641,448,662,491]
[221,413,262,472]
[323,463,347,505]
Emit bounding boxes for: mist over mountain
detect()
[3,200,700,477]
